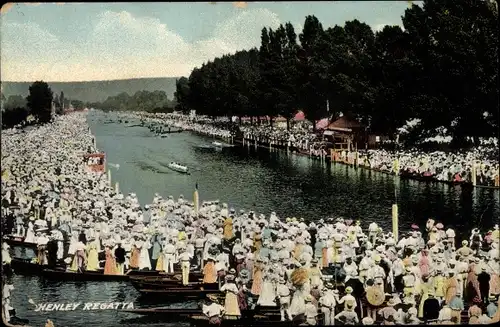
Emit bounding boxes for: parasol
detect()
[366,286,385,307]
[411,224,419,230]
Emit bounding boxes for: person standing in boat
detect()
[220,272,241,319]
[103,243,117,275]
[46,233,58,269]
[114,242,126,274]
[72,239,87,272]
[86,242,99,271]
[138,233,152,270]
[36,231,49,265]
[163,238,177,273]
[178,246,192,285]
[150,234,162,269]
[25,221,35,243]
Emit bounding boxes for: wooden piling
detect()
[392,204,399,241]
[472,163,477,186]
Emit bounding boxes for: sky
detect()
[1,1,415,82]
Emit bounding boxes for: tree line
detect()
[2,84,176,128]
[175,0,499,145]
[87,90,176,113]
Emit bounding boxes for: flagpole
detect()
[194,182,199,217]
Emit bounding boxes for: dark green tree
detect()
[298,15,329,130]
[174,77,191,114]
[26,81,53,123]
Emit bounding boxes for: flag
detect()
[193,183,199,217]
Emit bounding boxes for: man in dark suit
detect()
[114,242,126,274]
[423,291,440,323]
[477,266,491,304]
[46,235,59,269]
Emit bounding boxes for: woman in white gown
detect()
[138,237,152,270]
[257,259,278,306]
[67,231,79,257]
[24,222,35,243]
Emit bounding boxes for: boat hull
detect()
[3,237,38,250]
[41,269,130,282]
[10,258,47,275]
[137,288,221,299]
[167,164,189,174]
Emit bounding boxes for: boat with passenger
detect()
[167,162,189,174]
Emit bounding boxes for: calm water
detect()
[9,111,499,326]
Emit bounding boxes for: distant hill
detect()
[1,77,179,103]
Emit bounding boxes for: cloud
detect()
[233,2,247,9]
[1,8,282,81]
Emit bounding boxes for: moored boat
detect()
[3,237,38,250]
[10,258,47,275]
[131,279,216,291]
[167,162,189,174]
[41,268,130,282]
[137,287,221,299]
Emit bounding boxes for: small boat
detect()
[3,237,38,250]
[137,288,221,299]
[131,280,215,291]
[212,141,223,148]
[122,306,280,320]
[167,162,189,174]
[10,258,47,275]
[41,268,130,282]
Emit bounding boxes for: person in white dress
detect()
[138,235,152,270]
[257,260,278,306]
[24,222,35,243]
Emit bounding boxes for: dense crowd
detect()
[124,112,500,186]
[1,112,499,326]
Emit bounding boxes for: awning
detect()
[327,127,352,133]
[323,130,335,136]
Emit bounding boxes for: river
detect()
[9,110,499,327]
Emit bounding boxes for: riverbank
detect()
[120,111,500,190]
[3,111,500,327]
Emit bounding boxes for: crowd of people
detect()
[1,111,500,326]
[125,112,500,187]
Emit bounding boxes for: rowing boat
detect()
[3,237,38,250]
[131,279,216,291]
[41,268,130,282]
[167,162,189,174]
[122,305,280,318]
[137,287,221,299]
[128,271,203,280]
[10,258,47,275]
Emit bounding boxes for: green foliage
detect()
[1,78,177,103]
[3,95,27,110]
[2,107,29,129]
[174,1,497,143]
[91,90,175,112]
[26,81,53,123]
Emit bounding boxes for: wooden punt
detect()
[131,280,217,291]
[137,288,222,299]
[129,273,203,282]
[41,268,130,282]
[3,237,38,250]
[10,258,47,275]
[123,306,280,318]
[189,314,300,327]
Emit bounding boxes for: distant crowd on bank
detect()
[123,112,499,188]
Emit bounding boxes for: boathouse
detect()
[323,116,366,151]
